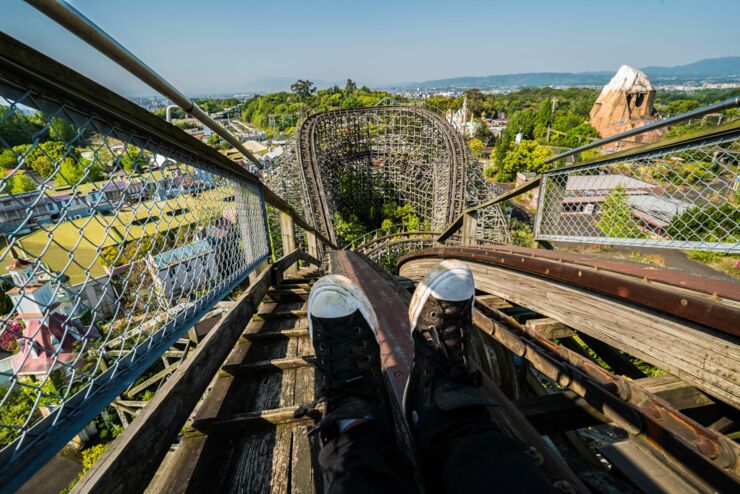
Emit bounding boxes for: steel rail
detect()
[398,246,740,337]
[24,0,264,170]
[544,96,740,164]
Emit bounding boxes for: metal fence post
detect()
[462,211,478,245]
[279,212,298,274]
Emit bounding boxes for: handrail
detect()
[24,0,263,171]
[437,100,740,244]
[544,96,740,164]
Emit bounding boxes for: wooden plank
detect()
[525,318,575,340]
[242,328,309,342]
[73,250,305,494]
[269,426,292,494]
[125,363,178,397]
[254,310,307,321]
[222,356,316,375]
[599,441,702,494]
[291,426,317,494]
[188,406,313,435]
[399,259,740,408]
[476,294,513,310]
[636,375,715,410]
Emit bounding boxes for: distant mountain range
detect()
[390,57,740,90]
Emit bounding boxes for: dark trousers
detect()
[318,406,556,494]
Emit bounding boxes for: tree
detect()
[207,134,220,147]
[0,149,16,169]
[596,186,645,238]
[49,116,79,143]
[467,138,485,158]
[120,147,149,174]
[290,80,316,101]
[0,107,35,147]
[56,157,85,186]
[8,169,37,194]
[498,140,552,181]
[345,79,357,92]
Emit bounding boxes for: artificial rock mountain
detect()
[589,65,666,150]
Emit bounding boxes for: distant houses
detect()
[146,239,218,302]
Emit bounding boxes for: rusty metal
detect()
[398,246,740,337]
[468,303,740,492]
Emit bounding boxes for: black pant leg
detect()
[318,420,420,494]
[418,407,556,494]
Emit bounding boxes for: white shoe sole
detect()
[407,260,475,332]
[307,275,378,341]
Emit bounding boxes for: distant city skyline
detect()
[1,0,739,96]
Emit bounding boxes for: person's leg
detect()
[405,260,557,494]
[302,275,419,494]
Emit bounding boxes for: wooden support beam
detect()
[241,328,309,342]
[73,250,307,494]
[476,294,513,310]
[636,375,715,411]
[461,211,478,245]
[252,309,307,321]
[125,363,178,398]
[279,212,298,276]
[525,318,575,340]
[305,231,320,259]
[187,406,318,436]
[221,355,316,375]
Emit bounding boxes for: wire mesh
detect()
[0,76,270,467]
[533,129,739,252]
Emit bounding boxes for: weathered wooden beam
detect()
[577,332,647,379]
[221,356,316,375]
[476,294,513,310]
[279,212,298,275]
[187,406,317,436]
[461,211,478,245]
[125,363,178,398]
[241,328,309,342]
[252,310,307,321]
[636,375,715,411]
[72,250,305,494]
[525,318,575,340]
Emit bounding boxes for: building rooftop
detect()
[150,239,213,270]
[565,174,658,192]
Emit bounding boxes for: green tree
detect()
[0,108,35,147]
[596,186,645,238]
[290,80,316,101]
[333,211,367,244]
[8,170,37,194]
[49,116,79,143]
[120,147,149,174]
[56,157,85,186]
[345,79,357,92]
[467,138,485,158]
[498,140,553,181]
[0,149,16,169]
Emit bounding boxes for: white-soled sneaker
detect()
[404,261,492,427]
[300,275,386,442]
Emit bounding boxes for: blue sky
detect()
[2,0,738,95]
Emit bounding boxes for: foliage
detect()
[467,138,485,157]
[120,146,149,174]
[0,149,17,169]
[686,251,740,278]
[333,212,367,244]
[510,218,534,247]
[596,186,646,238]
[290,79,317,100]
[240,86,396,136]
[381,202,421,231]
[13,141,73,178]
[0,378,62,448]
[0,319,21,353]
[666,204,738,242]
[0,279,14,317]
[7,170,37,194]
[49,116,80,143]
[0,107,37,147]
[497,140,553,181]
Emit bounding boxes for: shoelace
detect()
[421,301,480,384]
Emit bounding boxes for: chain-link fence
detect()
[533,127,740,252]
[0,71,270,474]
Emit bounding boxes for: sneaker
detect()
[300,275,386,442]
[404,260,493,427]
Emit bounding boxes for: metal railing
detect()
[0,26,329,493]
[437,99,740,253]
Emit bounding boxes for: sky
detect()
[2,0,739,96]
